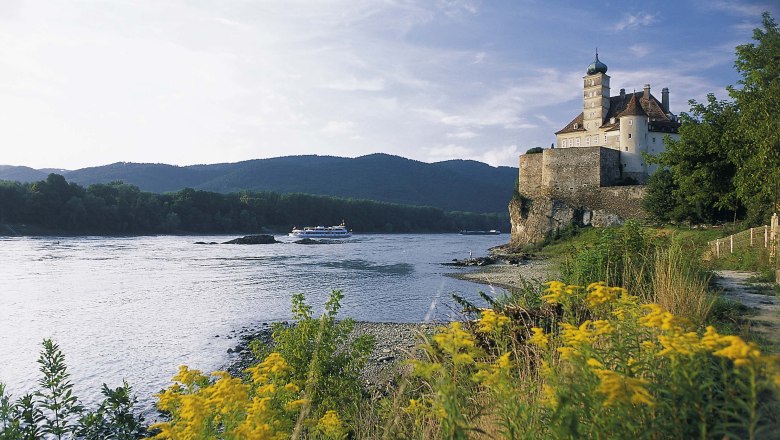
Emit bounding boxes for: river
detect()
[0,233,506,413]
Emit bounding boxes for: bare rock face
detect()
[509,196,624,247]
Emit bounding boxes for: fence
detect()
[708,213,779,268]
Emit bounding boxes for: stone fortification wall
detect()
[511,147,647,246]
[520,147,623,200]
[518,153,543,199]
[540,146,604,191]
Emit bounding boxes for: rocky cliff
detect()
[508,193,632,248]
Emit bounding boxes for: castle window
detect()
[594,135,599,144]
[604,135,608,142]
[586,136,590,145]
[628,133,632,138]
[652,137,656,143]
[568,139,573,147]
[628,119,633,125]
[576,137,581,146]
[625,147,628,151]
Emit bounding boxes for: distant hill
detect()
[0,154,518,213]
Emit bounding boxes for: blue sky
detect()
[0,0,776,170]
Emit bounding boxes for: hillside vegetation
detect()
[0,154,518,214]
[0,174,509,234]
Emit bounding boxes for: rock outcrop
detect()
[509,195,626,248]
[222,234,279,245]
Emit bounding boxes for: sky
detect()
[0,0,777,170]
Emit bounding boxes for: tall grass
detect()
[560,222,715,327]
[652,244,714,327]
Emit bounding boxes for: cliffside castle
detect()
[511,54,682,244]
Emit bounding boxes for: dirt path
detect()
[714,270,780,352]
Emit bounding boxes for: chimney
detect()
[620,88,625,99]
[662,87,670,113]
[643,84,650,100]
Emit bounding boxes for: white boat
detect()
[288,223,352,239]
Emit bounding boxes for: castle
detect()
[511,54,682,244]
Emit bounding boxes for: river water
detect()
[0,233,505,413]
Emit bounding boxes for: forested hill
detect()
[0,154,518,213]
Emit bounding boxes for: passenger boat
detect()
[289,223,352,238]
[458,230,501,235]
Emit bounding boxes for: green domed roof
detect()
[587,52,608,75]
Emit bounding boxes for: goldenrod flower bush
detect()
[401,281,780,439]
[148,290,368,440]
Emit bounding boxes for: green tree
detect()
[728,12,780,222]
[649,95,742,223]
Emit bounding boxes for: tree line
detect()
[643,13,779,225]
[0,174,509,234]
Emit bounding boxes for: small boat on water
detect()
[458,230,501,235]
[289,223,352,239]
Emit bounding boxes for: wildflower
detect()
[585,282,624,308]
[640,304,685,331]
[541,281,567,304]
[206,371,250,416]
[477,309,510,334]
[700,326,723,350]
[540,383,558,408]
[713,335,762,367]
[586,358,604,369]
[283,383,300,393]
[316,410,346,439]
[592,320,614,336]
[528,327,549,348]
[473,352,512,388]
[557,346,577,361]
[172,365,207,388]
[432,322,480,363]
[561,321,595,346]
[285,398,308,411]
[595,369,653,407]
[657,331,702,358]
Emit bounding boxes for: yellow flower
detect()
[595,369,653,407]
[541,281,567,304]
[529,327,549,348]
[316,410,346,439]
[657,331,702,358]
[640,303,686,331]
[285,398,308,411]
[206,371,250,416]
[432,322,480,363]
[477,309,510,334]
[284,383,300,393]
[561,321,595,346]
[712,335,761,367]
[585,282,622,308]
[587,358,604,369]
[557,346,577,361]
[172,365,207,388]
[540,383,558,408]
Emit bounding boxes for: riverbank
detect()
[451,259,556,291]
[225,321,436,393]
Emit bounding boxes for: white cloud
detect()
[424,144,474,162]
[478,145,522,167]
[447,131,479,139]
[629,44,651,58]
[322,120,356,136]
[613,12,657,31]
[323,76,386,92]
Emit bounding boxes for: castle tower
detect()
[583,52,610,137]
[618,93,648,182]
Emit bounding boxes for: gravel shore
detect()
[452,259,557,291]
[224,321,437,392]
[223,259,558,389]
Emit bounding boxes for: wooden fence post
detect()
[730,235,733,253]
[716,240,720,258]
[750,227,754,246]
